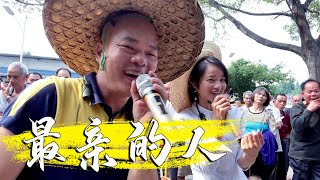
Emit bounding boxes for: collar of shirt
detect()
[83,72,133,120]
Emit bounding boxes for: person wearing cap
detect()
[0,0,205,179]
[168,41,264,180]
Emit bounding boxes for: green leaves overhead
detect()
[228,59,293,96]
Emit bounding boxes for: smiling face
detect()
[96,15,158,96]
[197,64,227,108]
[302,81,320,104]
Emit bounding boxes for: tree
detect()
[228,59,294,96]
[199,0,320,81]
[269,80,301,95]
[23,51,32,56]
[3,0,43,14]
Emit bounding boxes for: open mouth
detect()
[124,70,142,79]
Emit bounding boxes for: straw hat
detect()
[169,41,222,112]
[43,0,205,82]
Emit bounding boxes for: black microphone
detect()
[136,74,172,122]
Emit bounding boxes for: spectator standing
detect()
[0,62,28,113]
[284,94,302,115]
[274,94,291,180]
[289,79,320,180]
[239,91,253,112]
[27,72,43,84]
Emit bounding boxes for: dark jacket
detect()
[279,110,291,139]
[289,100,320,161]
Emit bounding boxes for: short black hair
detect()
[29,72,43,79]
[274,94,287,100]
[188,56,229,102]
[252,86,271,107]
[55,68,71,77]
[301,79,320,91]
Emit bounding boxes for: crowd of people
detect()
[0,62,72,116]
[0,0,319,180]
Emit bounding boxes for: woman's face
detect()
[254,90,267,106]
[197,64,227,107]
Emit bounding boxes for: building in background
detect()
[0,53,80,80]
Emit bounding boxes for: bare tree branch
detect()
[289,0,316,49]
[208,0,302,56]
[15,0,43,6]
[212,0,293,18]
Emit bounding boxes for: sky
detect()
[0,3,310,84]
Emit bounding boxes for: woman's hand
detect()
[238,130,264,169]
[211,94,231,120]
[241,131,264,157]
[131,71,168,123]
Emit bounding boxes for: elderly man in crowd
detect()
[274,94,291,180]
[0,62,28,115]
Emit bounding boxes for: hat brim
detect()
[169,41,222,112]
[43,0,205,82]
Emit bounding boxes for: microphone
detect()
[136,74,172,122]
[8,87,14,96]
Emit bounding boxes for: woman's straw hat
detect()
[169,41,222,112]
[43,0,205,82]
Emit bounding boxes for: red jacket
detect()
[279,110,291,139]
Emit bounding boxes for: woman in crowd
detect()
[241,87,281,179]
[168,42,264,180]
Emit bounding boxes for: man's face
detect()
[243,94,253,107]
[27,74,41,84]
[302,81,320,104]
[7,67,27,90]
[291,95,302,105]
[98,16,158,96]
[235,100,242,107]
[274,95,287,111]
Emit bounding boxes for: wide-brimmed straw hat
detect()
[43,0,205,82]
[169,41,222,112]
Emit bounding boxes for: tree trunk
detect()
[304,46,320,81]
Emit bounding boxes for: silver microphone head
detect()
[136,74,154,98]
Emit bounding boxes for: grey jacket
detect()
[289,100,320,161]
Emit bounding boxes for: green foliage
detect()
[23,51,32,56]
[269,80,301,96]
[228,59,294,97]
